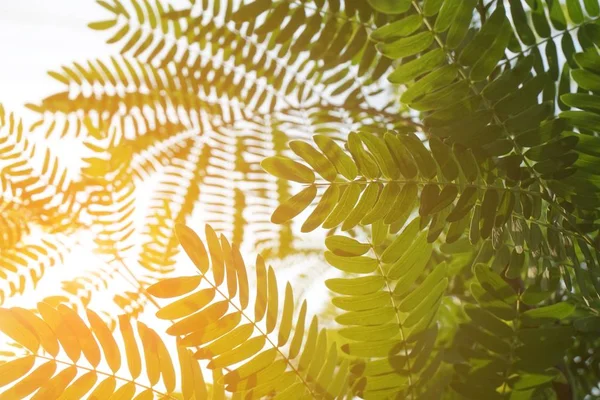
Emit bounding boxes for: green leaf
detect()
[342,183,381,230]
[88,20,118,30]
[336,307,396,326]
[367,0,411,14]
[332,291,391,312]
[560,110,600,131]
[325,252,378,274]
[383,133,418,179]
[347,133,380,179]
[371,15,423,42]
[401,65,459,105]
[377,32,435,60]
[326,276,385,296]
[474,264,517,304]
[233,0,272,21]
[385,183,418,225]
[323,183,362,229]
[271,185,317,224]
[381,217,422,263]
[561,93,600,112]
[388,49,447,85]
[479,189,499,239]
[399,133,437,179]
[358,132,399,179]
[289,141,337,182]
[522,303,576,326]
[447,186,477,222]
[446,0,477,48]
[361,183,400,225]
[313,135,358,180]
[434,0,461,32]
[459,6,506,66]
[339,323,399,342]
[470,20,512,81]
[398,263,447,312]
[301,184,339,233]
[325,235,370,257]
[464,304,513,337]
[261,156,315,184]
[388,232,432,283]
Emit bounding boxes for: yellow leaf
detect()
[87,310,121,373]
[132,389,154,400]
[155,288,216,320]
[118,315,141,379]
[57,371,97,400]
[205,225,224,285]
[194,324,254,359]
[232,244,249,310]
[57,305,101,367]
[261,156,315,183]
[147,276,202,299]
[278,283,294,346]
[220,236,238,300]
[0,360,56,399]
[166,300,229,336]
[137,322,160,386]
[0,356,35,388]
[288,301,307,359]
[88,377,116,399]
[208,336,266,369]
[0,308,39,353]
[254,255,267,323]
[190,355,207,399]
[224,348,278,384]
[107,382,135,400]
[155,333,176,393]
[11,307,59,357]
[175,224,209,274]
[266,266,279,334]
[271,185,317,224]
[37,302,81,362]
[31,366,76,400]
[178,345,195,400]
[181,312,242,347]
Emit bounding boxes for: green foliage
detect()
[3,0,600,398]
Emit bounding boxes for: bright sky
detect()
[0,1,113,115]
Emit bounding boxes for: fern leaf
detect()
[148,223,349,398]
[0,304,216,399]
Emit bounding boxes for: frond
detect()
[138,136,202,273]
[264,128,600,297]
[0,207,29,250]
[80,129,137,259]
[0,236,70,306]
[40,253,153,326]
[0,107,80,231]
[451,264,578,398]
[147,223,352,398]
[0,304,219,398]
[323,218,448,398]
[0,106,83,303]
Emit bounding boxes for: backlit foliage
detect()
[2,0,600,398]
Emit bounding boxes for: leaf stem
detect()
[192,270,318,397]
[370,244,416,399]
[33,353,176,399]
